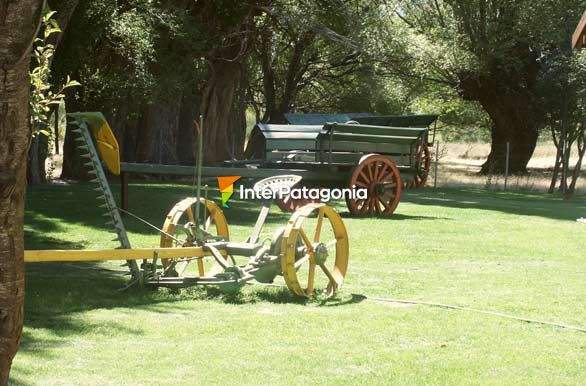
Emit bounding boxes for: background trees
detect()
[41,0,586,177]
[377,0,586,173]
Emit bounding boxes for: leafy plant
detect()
[29,9,80,137]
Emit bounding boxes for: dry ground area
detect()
[433,141,586,194]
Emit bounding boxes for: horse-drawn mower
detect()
[24,113,349,297]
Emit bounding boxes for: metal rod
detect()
[203,184,208,230]
[116,206,182,243]
[434,140,440,188]
[195,115,204,227]
[328,124,334,164]
[504,142,510,191]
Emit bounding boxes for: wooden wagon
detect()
[233,114,438,217]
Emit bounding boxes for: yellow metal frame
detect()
[24,245,224,263]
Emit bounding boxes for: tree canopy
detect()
[35,0,586,173]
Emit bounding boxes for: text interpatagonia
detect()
[239,185,368,202]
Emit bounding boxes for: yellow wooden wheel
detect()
[160,198,229,277]
[280,203,349,297]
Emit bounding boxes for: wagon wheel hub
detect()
[313,242,329,265]
[373,183,386,196]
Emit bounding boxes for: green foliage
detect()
[413,91,491,142]
[375,0,586,143]
[55,0,207,115]
[30,10,79,137]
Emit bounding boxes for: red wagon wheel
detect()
[275,185,322,213]
[346,155,402,216]
[412,143,431,189]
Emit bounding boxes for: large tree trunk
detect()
[460,71,541,174]
[479,108,539,175]
[0,1,45,383]
[195,0,261,165]
[199,59,245,164]
[135,95,182,165]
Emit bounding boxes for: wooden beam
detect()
[573,9,586,49]
[24,246,220,263]
[119,163,346,182]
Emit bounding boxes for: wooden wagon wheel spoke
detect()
[294,253,312,269]
[185,206,195,223]
[405,143,431,189]
[366,162,375,181]
[358,169,369,184]
[307,260,317,296]
[382,181,397,188]
[372,161,380,181]
[377,164,392,182]
[299,228,313,250]
[314,208,324,242]
[363,197,373,215]
[374,198,382,216]
[378,197,392,211]
[319,263,339,290]
[281,204,349,298]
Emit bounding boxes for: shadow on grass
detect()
[184,285,366,308]
[340,212,452,221]
[25,181,292,243]
[401,188,586,221]
[20,262,190,360]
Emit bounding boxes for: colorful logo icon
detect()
[217,176,241,208]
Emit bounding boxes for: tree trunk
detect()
[26,134,48,184]
[460,75,541,175]
[479,116,539,175]
[199,59,244,164]
[135,95,182,165]
[0,1,45,383]
[177,91,198,165]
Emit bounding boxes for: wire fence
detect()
[427,141,586,194]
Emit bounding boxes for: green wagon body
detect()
[229,114,438,216]
[257,122,426,180]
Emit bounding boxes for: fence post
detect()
[504,142,510,191]
[434,141,440,188]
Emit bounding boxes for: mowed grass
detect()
[11,181,586,385]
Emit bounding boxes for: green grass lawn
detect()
[11,181,586,385]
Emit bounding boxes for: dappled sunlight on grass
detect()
[13,181,586,385]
